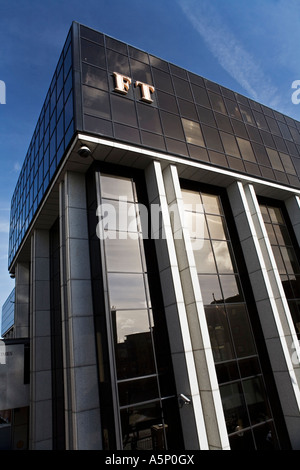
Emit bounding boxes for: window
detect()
[182,186,280,450]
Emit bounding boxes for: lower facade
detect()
[6,134,300,450]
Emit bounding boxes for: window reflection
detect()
[182,186,279,448]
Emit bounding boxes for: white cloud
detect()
[177,0,281,109]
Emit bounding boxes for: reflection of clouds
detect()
[108,273,147,309]
[115,311,150,343]
[213,241,233,273]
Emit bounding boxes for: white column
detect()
[145,160,227,450]
[59,171,102,450]
[29,229,52,450]
[227,181,300,449]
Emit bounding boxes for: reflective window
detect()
[260,201,300,337]
[182,186,280,449]
[97,173,182,450]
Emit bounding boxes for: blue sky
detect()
[0,0,300,328]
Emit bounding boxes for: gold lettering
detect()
[113,72,132,95]
[135,81,155,103]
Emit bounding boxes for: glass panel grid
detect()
[260,202,300,337]
[182,186,279,449]
[9,28,74,266]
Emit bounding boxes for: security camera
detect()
[179,393,191,406]
[77,146,92,158]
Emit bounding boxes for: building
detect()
[3,21,300,450]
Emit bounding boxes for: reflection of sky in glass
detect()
[108,273,147,309]
[114,309,152,343]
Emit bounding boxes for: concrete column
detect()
[14,262,30,338]
[146,160,218,450]
[59,171,102,450]
[29,230,52,450]
[227,181,300,449]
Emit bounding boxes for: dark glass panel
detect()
[106,36,127,55]
[205,304,235,361]
[225,98,242,120]
[215,113,233,133]
[288,301,300,335]
[165,138,188,156]
[197,106,216,126]
[265,223,277,245]
[271,246,286,274]
[246,124,262,143]
[170,63,187,79]
[215,361,239,384]
[182,118,204,147]
[278,121,292,141]
[273,223,292,246]
[209,92,226,114]
[152,68,173,93]
[231,120,248,139]
[199,275,222,305]
[260,130,275,148]
[156,90,178,113]
[160,111,184,140]
[228,156,245,173]
[149,56,169,72]
[118,377,159,406]
[111,95,138,127]
[82,63,108,90]
[253,422,279,450]
[252,143,271,166]
[107,49,130,76]
[226,304,256,358]
[137,104,162,134]
[84,115,113,137]
[236,138,256,162]
[129,46,149,64]
[108,273,147,309]
[188,145,209,162]
[265,116,281,136]
[268,206,284,224]
[81,39,106,68]
[220,132,240,158]
[202,126,224,153]
[220,382,250,434]
[80,25,104,44]
[273,135,288,153]
[281,154,297,175]
[141,131,166,151]
[113,309,155,379]
[219,274,243,302]
[229,429,255,450]
[130,59,152,83]
[114,124,141,144]
[238,357,260,378]
[178,99,198,120]
[191,84,210,107]
[83,86,110,119]
[243,377,272,424]
[173,76,192,99]
[120,402,162,451]
[266,148,284,171]
[253,111,268,131]
[280,246,300,274]
[240,105,255,125]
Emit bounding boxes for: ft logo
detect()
[291,80,300,105]
[0,80,6,104]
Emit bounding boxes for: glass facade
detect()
[1,288,15,337]
[89,169,183,450]
[259,201,300,338]
[8,22,300,269]
[8,27,74,266]
[182,185,280,449]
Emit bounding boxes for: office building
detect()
[2,22,300,450]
